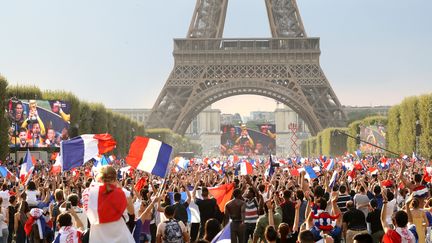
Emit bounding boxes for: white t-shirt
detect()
[26,190,40,206]
[384,199,397,225]
[0,190,10,208]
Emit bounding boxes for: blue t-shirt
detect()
[133,219,143,243]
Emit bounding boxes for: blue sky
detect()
[1,0,431,116]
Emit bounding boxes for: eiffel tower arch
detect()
[146,0,346,135]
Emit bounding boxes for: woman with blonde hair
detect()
[82,165,135,243]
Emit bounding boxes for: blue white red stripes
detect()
[125,136,172,178]
[61,134,116,171]
[240,161,253,175]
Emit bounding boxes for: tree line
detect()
[302,93,432,158]
[0,75,201,160]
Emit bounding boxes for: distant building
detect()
[221,113,242,125]
[185,106,221,156]
[110,108,151,124]
[250,111,275,123]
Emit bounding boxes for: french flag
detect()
[378,157,389,170]
[211,222,231,243]
[50,153,62,175]
[423,167,432,182]
[329,171,338,189]
[368,167,379,176]
[304,166,318,179]
[0,166,17,180]
[20,150,34,184]
[324,159,335,171]
[240,161,253,175]
[412,185,429,198]
[125,136,173,178]
[61,134,116,171]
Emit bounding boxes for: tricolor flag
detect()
[347,169,356,183]
[304,166,318,179]
[20,150,34,184]
[266,154,277,178]
[211,222,231,243]
[126,136,173,178]
[424,167,432,182]
[239,161,253,175]
[0,166,17,180]
[378,157,389,170]
[368,167,379,176]
[208,183,235,212]
[61,134,116,171]
[324,159,335,171]
[50,153,62,175]
[174,157,189,171]
[329,171,338,189]
[412,185,429,198]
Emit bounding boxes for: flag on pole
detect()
[266,154,277,178]
[304,166,318,179]
[329,171,338,189]
[211,222,231,243]
[20,150,34,184]
[208,183,235,212]
[61,134,116,171]
[0,166,17,180]
[125,136,172,178]
[239,161,253,175]
[324,159,335,171]
[50,153,62,175]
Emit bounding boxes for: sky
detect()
[1,0,431,117]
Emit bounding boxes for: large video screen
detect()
[220,124,276,156]
[359,125,386,154]
[7,98,71,148]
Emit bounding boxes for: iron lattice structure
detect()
[146,0,346,135]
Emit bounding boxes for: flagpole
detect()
[156,153,173,198]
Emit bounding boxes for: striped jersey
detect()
[245,198,259,223]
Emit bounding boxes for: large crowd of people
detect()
[0,152,431,243]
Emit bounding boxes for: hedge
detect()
[301,127,348,157]
[386,105,401,153]
[0,76,9,161]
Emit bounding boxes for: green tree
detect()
[418,94,432,158]
[386,105,401,153]
[0,76,9,161]
[398,97,418,155]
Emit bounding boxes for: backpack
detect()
[163,219,183,243]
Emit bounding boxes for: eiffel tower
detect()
[146,0,346,135]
